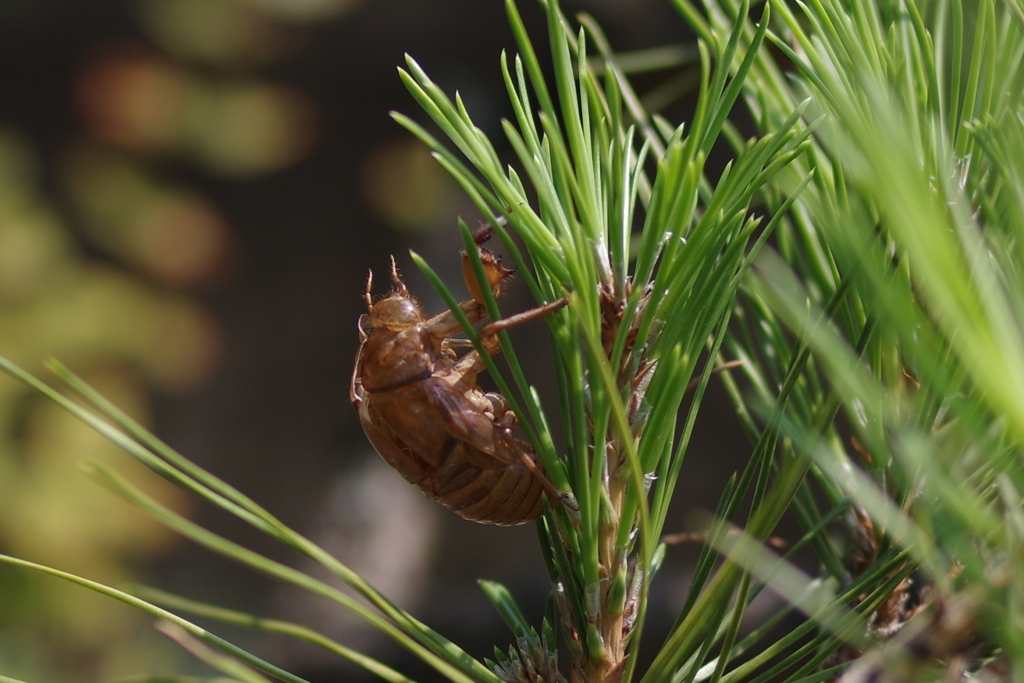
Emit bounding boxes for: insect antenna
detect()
[364,270,374,308]
[388,255,411,297]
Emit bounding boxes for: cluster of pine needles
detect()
[4,0,1024,682]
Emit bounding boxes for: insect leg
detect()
[478,298,568,338]
[513,448,577,513]
[421,299,489,340]
[441,298,566,390]
[484,390,578,514]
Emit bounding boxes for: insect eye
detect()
[357,313,372,334]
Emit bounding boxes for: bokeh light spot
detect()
[136,0,288,66]
[188,81,319,177]
[248,0,365,23]
[77,50,189,152]
[77,51,318,177]
[360,137,461,233]
[63,143,233,288]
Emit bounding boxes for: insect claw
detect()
[489,250,516,275]
[461,244,515,304]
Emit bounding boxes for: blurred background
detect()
[0,1,757,680]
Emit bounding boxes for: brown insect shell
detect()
[352,286,545,525]
[357,294,430,394]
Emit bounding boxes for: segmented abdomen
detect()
[424,441,544,525]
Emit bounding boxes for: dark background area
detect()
[0,1,760,680]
